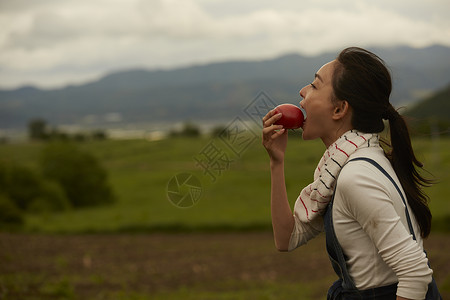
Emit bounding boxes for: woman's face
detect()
[299,60,340,147]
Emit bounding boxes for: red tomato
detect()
[274,104,304,129]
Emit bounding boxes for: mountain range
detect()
[1,45,450,130]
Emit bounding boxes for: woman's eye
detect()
[310,83,316,89]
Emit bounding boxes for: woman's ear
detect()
[332,100,351,121]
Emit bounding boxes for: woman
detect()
[262,47,440,299]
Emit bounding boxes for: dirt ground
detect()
[0,232,449,299]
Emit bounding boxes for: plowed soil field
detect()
[1,232,449,299]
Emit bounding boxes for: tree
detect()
[28,119,49,140]
[40,142,115,207]
[91,130,107,140]
[210,125,229,137]
[170,121,201,137]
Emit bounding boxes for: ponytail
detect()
[333,47,433,238]
[384,105,432,238]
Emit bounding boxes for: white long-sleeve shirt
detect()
[289,146,433,300]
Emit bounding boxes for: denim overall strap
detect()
[349,157,416,240]
[325,195,399,300]
[325,158,399,299]
[324,193,357,293]
[325,157,442,300]
[347,158,442,300]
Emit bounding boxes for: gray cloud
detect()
[1,0,449,88]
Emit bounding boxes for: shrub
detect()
[40,142,115,207]
[0,194,23,226]
[0,161,42,210]
[0,160,70,213]
[27,180,71,213]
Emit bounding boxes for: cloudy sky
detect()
[1,0,449,89]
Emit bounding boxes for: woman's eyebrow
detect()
[314,73,323,82]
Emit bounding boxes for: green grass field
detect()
[1,134,449,234]
[1,135,450,299]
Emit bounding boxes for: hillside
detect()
[405,83,450,121]
[404,83,450,135]
[1,45,450,130]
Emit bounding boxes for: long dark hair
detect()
[332,47,432,238]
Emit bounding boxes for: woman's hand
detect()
[262,110,288,164]
[263,110,294,251]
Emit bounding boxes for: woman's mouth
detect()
[300,109,307,128]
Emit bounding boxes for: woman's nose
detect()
[299,85,307,99]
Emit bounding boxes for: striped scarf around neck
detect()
[293,130,380,224]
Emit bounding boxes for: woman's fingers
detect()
[262,125,285,150]
[262,109,276,124]
[262,110,288,161]
[271,128,285,139]
[262,110,282,127]
[262,124,284,136]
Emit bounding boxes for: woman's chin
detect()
[301,130,311,141]
[300,123,310,140]
[301,128,318,142]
